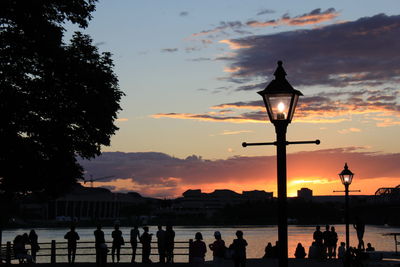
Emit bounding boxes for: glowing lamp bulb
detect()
[276,102,286,119]
[277,102,285,112]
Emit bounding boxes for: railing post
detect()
[188,239,193,263]
[6,241,11,265]
[51,240,56,264]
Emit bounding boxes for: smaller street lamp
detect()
[334,163,359,255]
[339,163,354,187]
[340,163,354,253]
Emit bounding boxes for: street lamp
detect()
[259,61,302,267]
[339,163,354,252]
[242,61,320,267]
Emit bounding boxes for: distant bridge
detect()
[375,184,400,196]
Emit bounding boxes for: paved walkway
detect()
[32,258,400,267]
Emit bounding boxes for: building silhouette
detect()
[297,188,313,201]
[20,184,145,221]
[171,189,273,217]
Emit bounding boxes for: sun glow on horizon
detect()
[80,175,400,199]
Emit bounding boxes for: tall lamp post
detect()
[338,163,354,251]
[242,61,320,267]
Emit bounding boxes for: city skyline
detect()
[76,0,400,198]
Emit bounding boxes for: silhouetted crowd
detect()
[92,224,176,266]
[11,230,39,264]
[8,221,378,265]
[262,223,376,264]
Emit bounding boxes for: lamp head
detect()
[258,61,303,124]
[339,163,354,186]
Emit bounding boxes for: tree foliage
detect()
[0,0,123,197]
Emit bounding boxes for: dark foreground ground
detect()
[30,258,400,267]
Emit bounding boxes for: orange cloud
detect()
[219,130,253,135]
[284,11,339,26]
[247,8,340,28]
[338,128,362,134]
[223,66,242,73]
[93,177,183,198]
[219,39,252,50]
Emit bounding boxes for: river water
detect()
[2,225,399,263]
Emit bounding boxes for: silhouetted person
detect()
[294,243,306,259]
[366,243,375,252]
[22,233,29,247]
[130,225,140,263]
[29,230,39,263]
[99,243,108,267]
[157,225,166,263]
[338,242,346,259]
[308,242,318,259]
[353,217,365,251]
[313,225,323,259]
[165,225,175,263]
[141,226,153,263]
[209,231,225,266]
[323,224,333,259]
[190,232,207,267]
[94,225,106,266]
[64,225,80,264]
[272,241,279,258]
[111,224,124,263]
[13,234,32,263]
[331,226,338,258]
[262,242,274,259]
[230,230,247,267]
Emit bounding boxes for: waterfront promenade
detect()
[29,258,400,267]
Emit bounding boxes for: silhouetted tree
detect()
[0,0,123,197]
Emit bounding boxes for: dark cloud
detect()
[192,21,244,37]
[94,41,106,46]
[235,82,266,91]
[79,149,400,197]
[212,100,263,109]
[185,47,201,53]
[153,112,266,123]
[256,9,275,16]
[188,57,212,62]
[161,48,178,53]
[179,11,189,17]
[222,14,400,88]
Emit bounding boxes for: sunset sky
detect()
[76,0,400,198]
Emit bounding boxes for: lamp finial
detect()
[274,60,286,80]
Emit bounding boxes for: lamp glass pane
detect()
[267,95,292,120]
[340,174,353,185]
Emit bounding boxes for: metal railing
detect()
[1,240,191,264]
